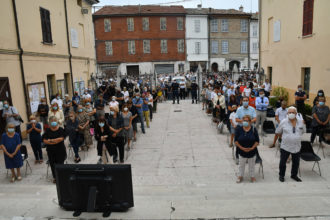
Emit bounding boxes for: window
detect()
[252,24,258,37]
[252,42,258,53]
[104,19,111,32]
[160,17,166,30]
[161,40,167,53]
[179,64,184,73]
[194,20,200,33]
[195,42,201,54]
[221,19,228,32]
[302,67,311,97]
[143,40,150,53]
[221,40,228,54]
[177,17,183,30]
[142,17,149,31]
[128,40,135,54]
[211,40,218,54]
[240,19,248,32]
[241,40,248,53]
[40,7,52,43]
[303,0,314,36]
[127,17,134,31]
[268,67,273,84]
[210,19,218,32]
[177,39,184,53]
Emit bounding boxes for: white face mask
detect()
[124,107,128,112]
[31,120,36,123]
[288,113,296,120]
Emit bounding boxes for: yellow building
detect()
[259,0,330,105]
[0,0,98,134]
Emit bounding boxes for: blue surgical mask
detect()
[4,104,9,109]
[50,121,58,127]
[243,101,249,107]
[318,93,323,96]
[86,102,91,106]
[242,121,249,127]
[136,96,140,99]
[7,128,15,133]
[99,122,105,127]
[110,111,114,115]
[78,108,83,113]
[57,96,60,100]
[319,102,325,106]
[52,106,58,110]
[298,88,302,91]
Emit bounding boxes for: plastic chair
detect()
[300,141,322,176]
[318,128,330,158]
[262,120,276,144]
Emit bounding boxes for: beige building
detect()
[259,0,330,105]
[209,7,251,72]
[0,0,98,135]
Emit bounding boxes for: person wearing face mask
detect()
[270,101,288,148]
[2,101,23,142]
[191,80,198,104]
[255,90,269,136]
[63,95,73,124]
[276,106,305,182]
[65,112,82,163]
[310,96,330,144]
[132,93,145,134]
[212,89,226,124]
[72,91,80,112]
[42,117,67,183]
[82,89,92,105]
[26,115,43,164]
[122,104,133,150]
[116,88,125,110]
[235,115,260,183]
[122,87,130,103]
[51,93,63,110]
[142,93,150,128]
[37,98,49,129]
[147,91,154,122]
[1,123,23,183]
[48,103,64,128]
[171,80,180,104]
[236,97,257,126]
[95,116,113,164]
[263,79,271,97]
[229,105,238,147]
[109,96,119,109]
[76,105,92,150]
[313,89,325,107]
[295,85,307,117]
[94,94,105,119]
[248,92,256,109]
[85,102,96,129]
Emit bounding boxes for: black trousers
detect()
[47,150,66,179]
[191,91,197,103]
[279,148,300,178]
[179,88,185,99]
[311,125,326,143]
[148,105,153,120]
[112,136,125,162]
[172,91,179,104]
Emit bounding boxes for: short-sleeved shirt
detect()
[42,127,67,155]
[229,112,238,127]
[312,105,330,127]
[51,98,63,110]
[276,118,305,153]
[236,106,257,123]
[235,126,259,158]
[2,106,21,126]
[275,107,288,122]
[295,91,306,105]
[94,99,105,109]
[132,98,143,114]
[243,88,251,97]
[142,98,149,111]
[27,123,42,142]
[37,104,49,117]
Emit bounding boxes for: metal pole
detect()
[197,68,200,102]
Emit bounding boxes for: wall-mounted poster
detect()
[27,82,46,114]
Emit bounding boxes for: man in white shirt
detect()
[82,89,92,103]
[270,101,287,148]
[229,105,238,147]
[51,93,63,110]
[122,87,130,102]
[276,106,305,182]
[263,79,271,97]
[109,96,119,108]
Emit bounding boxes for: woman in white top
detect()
[48,103,64,128]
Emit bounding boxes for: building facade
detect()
[93,5,186,78]
[259,0,330,105]
[0,0,98,136]
[209,8,251,72]
[185,7,209,72]
[250,13,259,70]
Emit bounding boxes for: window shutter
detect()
[45,10,52,42]
[303,0,314,36]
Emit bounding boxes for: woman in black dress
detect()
[94,115,113,164]
[42,116,67,183]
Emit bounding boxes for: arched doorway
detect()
[254,62,258,70]
[229,60,240,71]
[211,62,218,72]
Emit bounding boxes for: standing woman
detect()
[108,106,125,163]
[26,115,43,164]
[76,105,93,150]
[37,98,49,130]
[152,89,158,113]
[42,117,66,183]
[0,123,23,182]
[85,102,96,129]
[122,104,134,150]
[65,111,82,163]
[48,103,64,128]
[235,115,260,183]
[94,115,113,164]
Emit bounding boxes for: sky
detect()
[94,0,259,13]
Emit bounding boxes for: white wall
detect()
[250,20,259,69]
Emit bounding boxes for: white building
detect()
[185,7,209,73]
[250,13,259,70]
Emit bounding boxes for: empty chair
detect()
[20,145,32,176]
[319,128,330,158]
[300,141,321,176]
[266,107,275,118]
[262,120,276,144]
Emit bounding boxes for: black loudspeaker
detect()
[55,164,134,217]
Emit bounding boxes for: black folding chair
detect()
[266,107,275,118]
[262,120,276,144]
[256,150,264,179]
[300,141,322,176]
[319,128,330,158]
[20,145,32,176]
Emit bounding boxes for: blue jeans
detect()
[30,140,43,161]
[138,112,145,133]
[70,140,80,158]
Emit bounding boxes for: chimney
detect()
[239,5,243,12]
[197,4,202,10]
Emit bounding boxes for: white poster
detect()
[30,101,39,113]
[71,28,79,48]
[40,88,45,98]
[31,85,40,102]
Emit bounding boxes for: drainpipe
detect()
[248,16,251,69]
[64,0,74,96]
[12,0,30,118]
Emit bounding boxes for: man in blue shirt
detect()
[132,93,145,134]
[142,93,150,128]
[236,96,257,125]
[295,85,307,118]
[255,89,269,136]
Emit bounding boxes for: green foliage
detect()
[304,104,313,116]
[269,97,278,108]
[272,87,289,101]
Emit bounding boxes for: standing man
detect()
[51,93,63,110]
[2,101,22,142]
[295,85,307,117]
[255,89,269,136]
[132,93,145,134]
[276,106,305,182]
[310,96,330,144]
[263,79,271,97]
[270,101,288,148]
[179,81,186,100]
[191,80,198,104]
[171,80,180,104]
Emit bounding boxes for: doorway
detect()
[229,60,240,71]
[127,65,140,78]
[211,62,218,72]
[47,74,56,101]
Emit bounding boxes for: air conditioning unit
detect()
[81,8,88,14]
